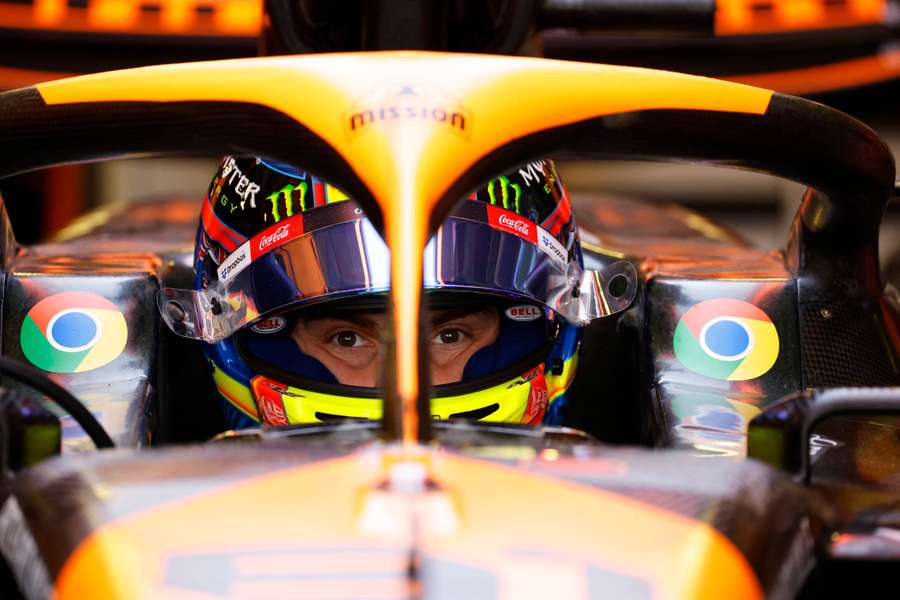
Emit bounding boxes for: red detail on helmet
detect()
[200,196,242,252]
[523,365,549,425]
[545,189,573,238]
[251,375,291,426]
[249,215,305,261]
[486,205,537,245]
[313,180,326,208]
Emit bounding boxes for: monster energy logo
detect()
[487,176,521,213]
[265,182,308,223]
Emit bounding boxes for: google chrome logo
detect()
[672,299,779,381]
[20,292,128,373]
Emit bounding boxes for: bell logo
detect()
[251,316,286,334]
[505,305,542,322]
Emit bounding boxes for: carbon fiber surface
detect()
[800,301,899,387]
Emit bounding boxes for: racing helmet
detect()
[161,156,614,430]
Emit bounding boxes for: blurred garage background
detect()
[0,0,899,272]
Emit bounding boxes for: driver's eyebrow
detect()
[298,312,381,330]
[431,307,494,326]
[296,306,493,329]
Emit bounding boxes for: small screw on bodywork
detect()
[820,308,833,320]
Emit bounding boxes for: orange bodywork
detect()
[0,65,72,89]
[54,450,762,599]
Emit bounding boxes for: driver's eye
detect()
[435,328,461,344]
[334,331,363,347]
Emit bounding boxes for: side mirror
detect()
[808,412,900,488]
[747,388,900,485]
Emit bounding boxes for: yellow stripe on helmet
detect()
[211,362,259,421]
[546,353,579,405]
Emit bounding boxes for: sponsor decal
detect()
[345,83,471,139]
[265,181,308,224]
[255,222,296,255]
[505,305,542,322]
[20,292,128,373]
[517,160,547,188]
[217,215,305,283]
[537,228,568,265]
[251,316,287,334]
[487,176,521,213]
[673,299,779,381]
[220,157,261,210]
[216,244,250,282]
[251,376,291,426]
[487,205,537,244]
[487,205,568,265]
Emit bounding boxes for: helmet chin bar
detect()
[155,260,638,344]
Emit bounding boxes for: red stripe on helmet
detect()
[200,196,241,252]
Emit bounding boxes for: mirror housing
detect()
[748,388,900,484]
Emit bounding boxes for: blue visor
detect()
[159,203,636,343]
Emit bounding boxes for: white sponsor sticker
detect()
[217,242,251,283]
[505,304,543,322]
[251,316,287,334]
[537,227,568,265]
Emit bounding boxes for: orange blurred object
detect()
[42,165,86,238]
[1,0,261,36]
[716,0,886,36]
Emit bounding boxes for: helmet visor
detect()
[159,203,636,343]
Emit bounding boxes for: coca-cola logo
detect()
[487,205,537,244]
[498,214,530,235]
[258,224,291,253]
